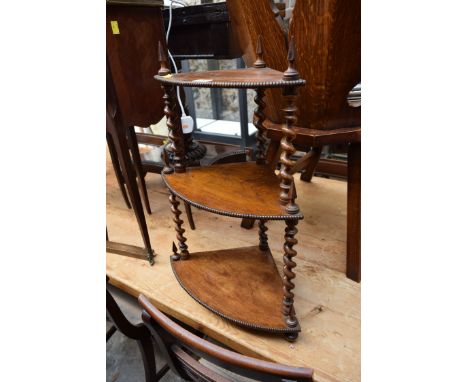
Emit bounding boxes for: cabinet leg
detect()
[184,201,196,230]
[282,219,299,330]
[258,220,269,250]
[169,192,189,260]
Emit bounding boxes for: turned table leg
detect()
[282,219,299,341]
[169,192,189,260]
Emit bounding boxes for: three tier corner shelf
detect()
[156,37,306,341]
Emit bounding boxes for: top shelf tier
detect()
[155,67,306,89]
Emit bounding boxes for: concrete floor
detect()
[106,286,183,382]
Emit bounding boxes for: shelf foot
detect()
[170,242,180,261]
[284,331,298,342]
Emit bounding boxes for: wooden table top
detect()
[106,153,360,382]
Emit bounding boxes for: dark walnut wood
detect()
[155,67,305,89]
[171,246,300,334]
[106,2,166,128]
[289,0,360,130]
[162,162,304,220]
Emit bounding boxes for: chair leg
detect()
[346,142,361,282]
[107,132,131,209]
[137,336,158,382]
[106,286,158,381]
[127,126,152,215]
[184,201,196,230]
[300,146,323,182]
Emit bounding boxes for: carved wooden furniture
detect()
[139,294,315,382]
[107,128,153,215]
[106,169,360,382]
[107,64,155,264]
[156,36,305,341]
[106,0,169,264]
[106,279,158,382]
[227,0,361,282]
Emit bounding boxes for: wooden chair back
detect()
[226,0,360,130]
[289,0,360,130]
[139,294,314,382]
[226,0,288,123]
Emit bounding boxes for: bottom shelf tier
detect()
[171,246,300,334]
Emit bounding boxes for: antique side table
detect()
[156,37,305,341]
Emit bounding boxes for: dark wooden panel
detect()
[106,4,166,127]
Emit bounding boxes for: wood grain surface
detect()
[106,151,360,382]
[289,0,361,130]
[162,162,303,220]
[155,67,305,89]
[172,246,299,332]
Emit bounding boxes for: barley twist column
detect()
[169,192,189,260]
[254,88,267,164]
[258,220,269,250]
[279,86,299,214]
[163,84,185,174]
[282,219,299,336]
[158,41,185,174]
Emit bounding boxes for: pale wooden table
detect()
[106,153,360,382]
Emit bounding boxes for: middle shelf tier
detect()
[161,162,303,220]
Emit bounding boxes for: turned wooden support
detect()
[158,41,186,174]
[253,36,268,164]
[279,39,300,215]
[282,219,299,331]
[258,220,269,250]
[169,192,189,260]
[254,88,267,164]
